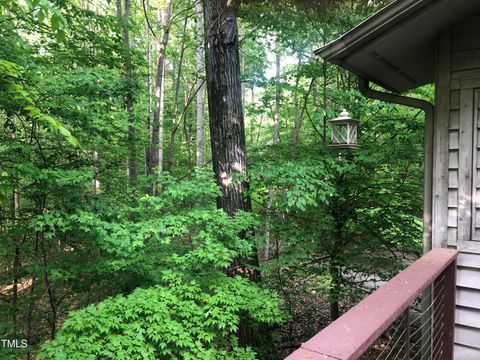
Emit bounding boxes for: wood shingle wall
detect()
[433,14,480,359]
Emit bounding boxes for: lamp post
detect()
[328,109,359,149]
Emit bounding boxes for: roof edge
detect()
[314,0,436,60]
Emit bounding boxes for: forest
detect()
[0,0,429,358]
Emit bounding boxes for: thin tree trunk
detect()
[292,78,315,146]
[263,189,273,261]
[195,0,204,166]
[273,38,280,145]
[40,234,57,340]
[120,0,137,186]
[25,276,36,360]
[166,11,189,172]
[322,59,328,145]
[26,235,39,360]
[116,0,121,17]
[12,190,20,334]
[329,259,341,321]
[263,39,281,261]
[183,89,193,173]
[92,147,100,193]
[291,55,303,145]
[249,86,255,144]
[145,0,153,173]
[148,0,172,187]
[329,201,346,321]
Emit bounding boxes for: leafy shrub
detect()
[40,277,282,360]
[39,170,284,359]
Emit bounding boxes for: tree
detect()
[147,0,172,186]
[204,0,249,216]
[203,0,267,349]
[166,9,190,172]
[263,36,281,261]
[195,0,205,167]
[118,0,137,186]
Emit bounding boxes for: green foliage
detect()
[40,277,281,360]
[249,89,424,339]
[36,171,283,359]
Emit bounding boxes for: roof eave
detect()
[314,0,435,62]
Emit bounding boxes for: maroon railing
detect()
[286,248,458,360]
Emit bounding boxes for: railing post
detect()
[432,259,456,360]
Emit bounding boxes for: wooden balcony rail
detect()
[285,248,458,360]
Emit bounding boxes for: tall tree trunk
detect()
[263,39,281,261]
[183,89,193,173]
[204,0,248,217]
[204,0,260,346]
[119,0,137,186]
[85,0,102,190]
[322,59,328,145]
[291,55,303,145]
[249,86,255,144]
[116,0,121,17]
[145,0,153,173]
[12,189,20,334]
[166,11,189,172]
[147,0,172,185]
[273,39,280,145]
[195,0,204,167]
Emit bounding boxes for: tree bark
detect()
[263,39,281,261]
[147,0,172,184]
[92,147,100,193]
[116,0,121,17]
[195,0,205,167]
[329,258,341,321]
[145,0,153,173]
[204,0,261,346]
[204,0,250,217]
[166,11,189,172]
[12,190,20,334]
[122,0,137,186]
[273,38,280,145]
[183,89,193,172]
[322,59,328,145]
[40,235,57,340]
[291,55,303,145]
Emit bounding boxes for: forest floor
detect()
[275,290,348,358]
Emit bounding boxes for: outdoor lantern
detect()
[328,109,359,149]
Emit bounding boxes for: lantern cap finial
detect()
[339,109,350,118]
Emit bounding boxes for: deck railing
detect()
[285,248,458,360]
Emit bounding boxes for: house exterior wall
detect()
[432,14,480,359]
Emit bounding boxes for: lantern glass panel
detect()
[347,123,357,144]
[331,123,348,144]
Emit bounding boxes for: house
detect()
[289,0,480,358]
